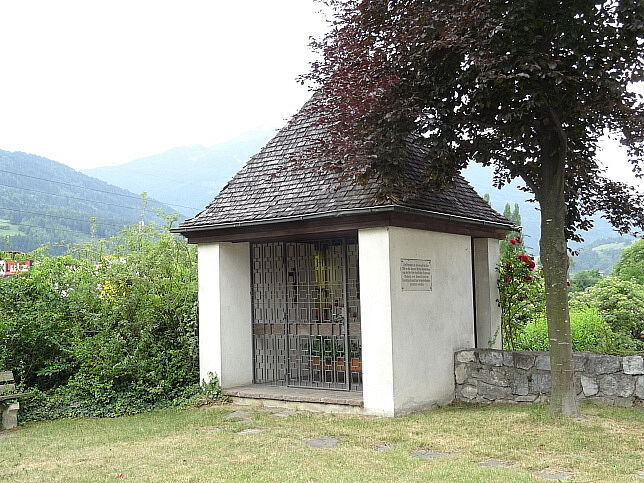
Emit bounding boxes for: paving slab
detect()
[409,449,449,459]
[375,443,399,452]
[237,428,268,435]
[477,458,514,468]
[535,469,573,480]
[271,410,299,418]
[226,411,252,419]
[304,436,340,448]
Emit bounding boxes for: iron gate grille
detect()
[251,239,362,391]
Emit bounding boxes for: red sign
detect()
[0,259,31,276]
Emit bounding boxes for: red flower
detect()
[506,263,511,270]
[524,276,533,282]
[510,239,517,245]
[518,297,525,301]
[516,237,522,243]
[566,281,571,286]
[503,276,510,282]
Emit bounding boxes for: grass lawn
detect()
[1,402,643,482]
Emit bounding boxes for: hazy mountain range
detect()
[1,130,636,271]
[462,164,633,252]
[462,163,635,273]
[0,150,172,253]
[83,131,634,272]
[82,130,276,217]
[85,130,631,249]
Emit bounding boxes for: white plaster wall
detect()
[473,238,502,349]
[359,226,476,415]
[197,242,252,388]
[358,228,395,416]
[388,227,475,413]
[197,243,220,386]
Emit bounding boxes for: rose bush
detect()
[497,236,545,349]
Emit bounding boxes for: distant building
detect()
[0,251,32,277]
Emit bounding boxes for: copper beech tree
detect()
[302,0,644,416]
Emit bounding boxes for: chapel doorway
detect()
[251,239,362,391]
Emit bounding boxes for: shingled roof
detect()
[175,98,513,237]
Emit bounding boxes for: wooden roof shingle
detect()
[175,98,513,236]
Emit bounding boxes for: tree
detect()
[569,269,603,293]
[503,203,521,227]
[571,277,644,350]
[613,239,644,285]
[302,0,644,416]
[500,203,523,256]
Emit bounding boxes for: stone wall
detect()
[455,349,644,407]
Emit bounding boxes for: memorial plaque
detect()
[401,258,432,291]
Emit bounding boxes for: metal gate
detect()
[251,239,362,391]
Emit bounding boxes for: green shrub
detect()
[515,308,616,353]
[570,309,616,353]
[568,269,602,293]
[0,220,200,421]
[571,276,644,344]
[201,372,223,400]
[514,318,549,352]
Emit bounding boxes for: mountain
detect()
[0,150,172,253]
[463,164,543,251]
[82,130,275,218]
[570,237,634,274]
[463,163,635,270]
[83,129,635,272]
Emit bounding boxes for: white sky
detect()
[0,0,640,190]
[0,0,327,169]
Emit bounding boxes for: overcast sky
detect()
[0,0,327,169]
[0,1,640,190]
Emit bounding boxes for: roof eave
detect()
[171,204,516,235]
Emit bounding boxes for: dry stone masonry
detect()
[455,349,644,407]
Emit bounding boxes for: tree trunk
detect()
[537,116,580,418]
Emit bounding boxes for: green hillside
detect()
[570,238,635,274]
[0,150,173,253]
